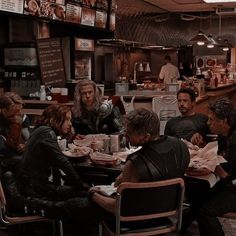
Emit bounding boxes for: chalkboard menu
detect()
[37,38,66,86]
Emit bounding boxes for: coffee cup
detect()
[51,88,61,102]
[91,140,104,151]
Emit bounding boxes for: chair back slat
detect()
[0,181,7,207]
[152,95,180,135]
[117,178,184,221]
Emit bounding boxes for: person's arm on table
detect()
[191,132,205,148]
[91,192,116,214]
[91,160,140,213]
[114,160,140,186]
[214,165,229,179]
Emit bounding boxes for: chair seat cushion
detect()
[103,217,174,234]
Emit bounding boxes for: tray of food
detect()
[63,146,91,160]
[90,152,119,166]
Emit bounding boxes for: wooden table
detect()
[70,158,122,185]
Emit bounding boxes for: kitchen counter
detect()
[115,90,208,112]
[115,83,236,115]
[22,99,74,116]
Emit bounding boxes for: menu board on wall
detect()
[75,38,94,51]
[37,38,66,86]
[109,12,115,31]
[81,7,95,26]
[65,2,82,23]
[0,0,24,14]
[95,10,107,28]
[24,0,66,20]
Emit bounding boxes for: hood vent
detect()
[97,39,164,49]
[216,7,236,15]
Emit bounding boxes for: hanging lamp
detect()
[189,4,210,46]
[190,31,210,46]
[207,34,217,48]
[216,6,231,52]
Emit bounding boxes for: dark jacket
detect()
[128,136,190,181]
[18,125,83,198]
[218,128,236,181]
[73,102,123,135]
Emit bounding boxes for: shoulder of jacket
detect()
[99,100,114,117]
[34,126,57,139]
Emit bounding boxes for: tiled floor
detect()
[1,218,236,236]
[180,218,236,236]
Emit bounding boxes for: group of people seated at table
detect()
[0,79,236,236]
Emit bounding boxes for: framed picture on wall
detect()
[205,58,217,67]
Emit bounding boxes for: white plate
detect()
[63,146,91,158]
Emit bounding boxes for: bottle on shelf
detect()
[39,85,46,101]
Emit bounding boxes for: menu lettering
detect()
[37,38,66,86]
[0,0,24,14]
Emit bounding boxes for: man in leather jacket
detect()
[90,108,190,213]
[72,79,123,135]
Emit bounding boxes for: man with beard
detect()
[164,88,210,234]
[196,98,236,236]
[164,87,209,147]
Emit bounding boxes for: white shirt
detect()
[159,62,180,84]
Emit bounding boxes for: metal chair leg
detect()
[99,223,102,236]
[52,220,63,236]
[58,220,63,236]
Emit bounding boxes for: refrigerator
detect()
[74,38,95,81]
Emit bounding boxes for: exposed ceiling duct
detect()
[216,7,236,15]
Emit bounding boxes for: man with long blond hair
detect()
[73,79,122,135]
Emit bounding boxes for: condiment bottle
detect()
[214,76,218,87]
[39,85,46,101]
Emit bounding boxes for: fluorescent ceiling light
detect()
[203,0,236,2]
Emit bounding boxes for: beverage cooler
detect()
[4,43,41,97]
[73,38,95,81]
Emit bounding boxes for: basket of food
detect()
[63,146,91,161]
[90,152,119,166]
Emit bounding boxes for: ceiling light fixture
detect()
[203,0,236,2]
[189,3,210,46]
[190,31,210,46]
[222,39,230,51]
[216,6,231,51]
[207,34,217,48]
[207,13,217,49]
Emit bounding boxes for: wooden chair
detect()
[100,178,185,236]
[0,175,63,236]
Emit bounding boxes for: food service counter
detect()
[116,83,236,115]
[22,99,74,116]
[196,83,236,114]
[116,90,208,113]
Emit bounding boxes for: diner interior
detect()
[1,0,236,235]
